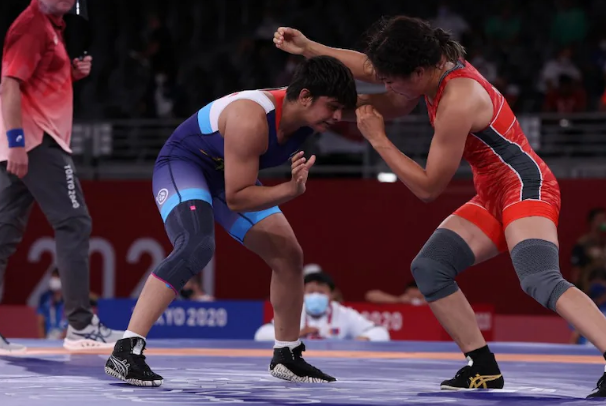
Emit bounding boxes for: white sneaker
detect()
[63,315,124,350]
[0,332,26,355]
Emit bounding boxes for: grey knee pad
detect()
[411,228,476,302]
[511,239,573,311]
[153,200,215,292]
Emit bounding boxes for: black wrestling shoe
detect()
[440,353,504,390]
[587,372,606,398]
[269,342,336,383]
[104,337,163,387]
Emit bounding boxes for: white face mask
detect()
[49,277,61,292]
[411,297,424,306]
[304,293,330,316]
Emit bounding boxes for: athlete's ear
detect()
[413,67,424,81]
[298,88,313,107]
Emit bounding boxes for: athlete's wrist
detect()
[6,128,25,148]
[287,179,304,198]
[368,133,390,150]
[302,41,321,58]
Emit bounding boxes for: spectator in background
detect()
[365,281,427,306]
[598,86,606,111]
[179,277,214,302]
[539,47,582,93]
[37,268,68,340]
[484,1,521,46]
[571,266,606,345]
[255,8,280,40]
[571,208,606,292]
[543,74,587,113]
[255,272,389,341]
[132,12,176,79]
[551,0,588,47]
[494,75,521,111]
[430,1,470,42]
[303,263,344,302]
[275,55,303,87]
[469,49,498,84]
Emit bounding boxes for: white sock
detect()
[274,339,301,350]
[123,330,146,341]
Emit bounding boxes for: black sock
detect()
[464,345,492,361]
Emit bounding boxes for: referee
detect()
[0,0,122,353]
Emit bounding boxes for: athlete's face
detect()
[303,96,345,132]
[380,69,426,101]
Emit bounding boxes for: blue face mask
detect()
[304,293,330,316]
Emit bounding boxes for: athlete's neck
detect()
[424,60,455,101]
[279,100,306,138]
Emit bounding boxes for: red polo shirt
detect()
[0,0,74,161]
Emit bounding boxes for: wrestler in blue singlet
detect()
[152,89,313,243]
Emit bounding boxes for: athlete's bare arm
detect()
[342,91,420,121]
[222,100,310,212]
[356,78,492,202]
[273,28,418,121]
[273,27,380,84]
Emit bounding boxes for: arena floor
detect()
[0,339,604,405]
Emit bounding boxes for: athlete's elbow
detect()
[417,183,445,203]
[416,191,437,203]
[225,191,242,211]
[226,195,244,212]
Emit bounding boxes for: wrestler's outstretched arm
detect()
[273,27,419,120]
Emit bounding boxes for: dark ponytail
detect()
[365,16,466,78]
[433,28,466,63]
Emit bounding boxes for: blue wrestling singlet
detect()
[152,88,313,243]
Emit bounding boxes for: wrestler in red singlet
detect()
[272,15,606,398]
[425,61,561,252]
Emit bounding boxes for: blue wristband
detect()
[6,129,25,148]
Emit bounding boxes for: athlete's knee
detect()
[511,239,573,311]
[257,233,303,275]
[411,228,475,302]
[272,239,304,274]
[153,200,215,291]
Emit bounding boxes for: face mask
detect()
[304,293,329,316]
[49,277,61,292]
[410,297,424,306]
[180,289,194,299]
